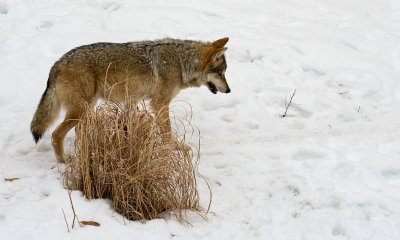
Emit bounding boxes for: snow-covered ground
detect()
[1,0,400,239]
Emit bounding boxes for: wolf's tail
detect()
[30,68,61,143]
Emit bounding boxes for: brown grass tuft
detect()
[64,100,204,223]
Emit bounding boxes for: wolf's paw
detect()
[173,142,192,152]
[57,153,73,164]
[181,143,192,151]
[164,140,192,152]
[65,154,74,163]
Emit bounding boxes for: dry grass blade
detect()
[67,190,79,228]
[80,221,100,227]
[65,100,206,223]
[282,89,297,118]
[62,209,70,232]
[4,178,19,182]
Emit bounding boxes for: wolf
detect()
[30,37,230,162]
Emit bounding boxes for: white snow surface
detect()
[1,0,400,239]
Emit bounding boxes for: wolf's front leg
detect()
[150,98,170,134]
[150,100,191,151]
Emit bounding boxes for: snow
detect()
[1,0,400,239]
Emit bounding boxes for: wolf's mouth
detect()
[207,82,218,94]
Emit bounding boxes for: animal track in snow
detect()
[214,160,229,169]
[292,104,313,118]
[337,112,356,123]
[293,150,323,161]
[286,185,300,196]
[239,50,263,63]
[290,45,304,56]
[383,170,400,185]
[37,143,52,152]
[0,3,8,14]
[302,66,326,77]
[201,11,222,19]
[247,122,259,130]
[41,192,50,198]
[332,226,346,236]
[36,21,53,30]
[288,121,305,130]
[271,59,294,75]
[201,98,239,111]
[102,2,121,12]
[341,40,360,51]
[221,115,234,123]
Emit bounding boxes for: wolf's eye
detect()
[218,73,222,77]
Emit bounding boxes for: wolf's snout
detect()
[225,87,231,93]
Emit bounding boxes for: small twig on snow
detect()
[4,178,19,182]
[282,89,297,118]
[62,209,70,232]
[68,191,79,228]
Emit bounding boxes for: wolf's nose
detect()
[226,88,231,93]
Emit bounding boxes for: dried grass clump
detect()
[65,100,203,222]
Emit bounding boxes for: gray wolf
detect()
[30,37,230,162]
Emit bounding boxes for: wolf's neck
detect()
[180,55,203,88]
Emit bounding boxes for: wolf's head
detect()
[202,37,230,94]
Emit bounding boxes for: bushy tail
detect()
[30,74,60,143]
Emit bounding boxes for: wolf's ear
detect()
[201,47,227,70]
[212,37,229,48]
[212,47,227,61]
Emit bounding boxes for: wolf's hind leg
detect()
[51,108,84,163]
